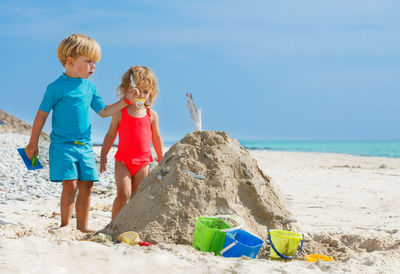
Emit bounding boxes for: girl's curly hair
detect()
[117,66,159,107]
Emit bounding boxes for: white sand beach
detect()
[1,132,400,273]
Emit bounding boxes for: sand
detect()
[1,132,400,273]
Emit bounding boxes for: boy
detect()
[25,34,135,232]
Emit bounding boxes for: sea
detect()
[237,140,400,159]
[108,140,400,159]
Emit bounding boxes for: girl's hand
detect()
[25,144,38,160]
[100,156,107,173]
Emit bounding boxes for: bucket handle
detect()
[206,215,244,232]
[219,240,238,256]
[267,228,304,260]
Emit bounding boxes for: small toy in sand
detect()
[135,98,146,108]
[117,231,151,246]
[305,254,333,263]
[89,233,112,242]
[138,241,151,246]
[17,148,43,170]
[117,231,140,246]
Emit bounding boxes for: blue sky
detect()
[1,0,399,143]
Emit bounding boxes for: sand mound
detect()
[0,109,49,141]
[302,231,399,262]
[102,130,298,244]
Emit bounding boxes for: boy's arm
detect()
[25,110,49,159]
[97,90,136,118]
[97,98,128,118]
[150,110,164,162]
[100,113,120,173]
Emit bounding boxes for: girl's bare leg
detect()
[112,161,132,219]
[60,180,78,227]
[132,165,149,192]
[76,180,94,232]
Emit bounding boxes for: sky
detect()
[0,0,399,143]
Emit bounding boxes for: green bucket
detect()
[193,217,232,255]
[268,229,304,260]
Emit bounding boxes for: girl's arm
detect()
[150,110,164,162]
[25,110,49,159]
[100,113,120,173]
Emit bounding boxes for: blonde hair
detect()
[57,34,101,66]
[117,66,159,107]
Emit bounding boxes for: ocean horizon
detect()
[93,140,400,159]
[238,140,400,159]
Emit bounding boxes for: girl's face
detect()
[135,83,152,100]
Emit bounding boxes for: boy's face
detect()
[66,56,96,79]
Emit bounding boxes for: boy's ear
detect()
[66,56,74,66]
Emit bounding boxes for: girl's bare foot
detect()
[77,227,96,233]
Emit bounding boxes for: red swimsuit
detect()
[114,107,153,176]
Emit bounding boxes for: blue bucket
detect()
[220,229,264,259]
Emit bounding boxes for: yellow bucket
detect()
[268,229,304,260]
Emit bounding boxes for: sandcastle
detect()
[101,130,298,244]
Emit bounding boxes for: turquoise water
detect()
[238,140,400,158]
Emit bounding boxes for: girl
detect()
[100,66,163,219]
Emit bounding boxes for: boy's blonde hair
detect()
[57,34,101,66]
[117,66,159,107]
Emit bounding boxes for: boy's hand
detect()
[25,144,38,160]
[100,156,107,173]
[125,87,139,102]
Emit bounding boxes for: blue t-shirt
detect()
[39,73,106,144]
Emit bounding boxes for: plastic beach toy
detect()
[220,229,264,259]
[305,254,333,263]
[193,215,244,256]
[268,229,304,260]
[117,231,141,246]
[138,240,151,246]
[116,231,152,246]
[89,233,112,242]
[135,98,146,108]
[17,148,43,170]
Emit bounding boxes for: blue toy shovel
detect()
[17,148,43,170]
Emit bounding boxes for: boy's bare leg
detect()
[76,180,94,232]
[60,179,78,227]
[112,161,132,219]
[132,165,149,192]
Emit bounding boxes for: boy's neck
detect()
[64,69,80,78]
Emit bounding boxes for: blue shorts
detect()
[49,142,99,182]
